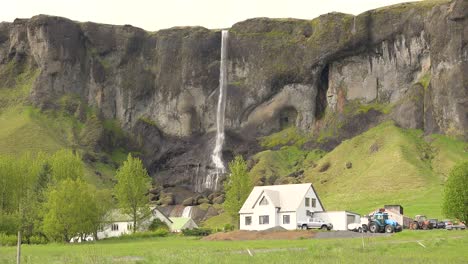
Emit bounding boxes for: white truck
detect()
[297,218,333,230]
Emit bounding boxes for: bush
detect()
[182,228,212,237]
[224,224,234,232]
[28,235,49,245]
[114,229,169,240]
[0,233,49,246]
[0,233,18,246]
[0,214,20,235]
[148,219,169,231]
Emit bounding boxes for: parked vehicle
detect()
[409,215,433,230]
[442,220,453,230]
[348,223,366,233]
[367,212,402,233]
[446,221,466,230]
[297,218,333,230]
[437,221,446,229]
[428,219,438,229]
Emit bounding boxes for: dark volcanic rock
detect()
[0,0,466,193]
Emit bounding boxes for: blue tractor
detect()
[367,212,402,233]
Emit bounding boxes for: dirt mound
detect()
[202,230,316,241]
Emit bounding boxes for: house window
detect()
[312,198,317,207]
[259,196,269,205]
[111,224,119,231]
[245,216,252,226]
[259,215,269,225]
[127,223,133,231]
[305,198,310,207]
[283,215,290,224]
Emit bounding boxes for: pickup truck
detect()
[297,218,333,230]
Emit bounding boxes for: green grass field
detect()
[0,230,466,264]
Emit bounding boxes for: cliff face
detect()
[0,0,466,192]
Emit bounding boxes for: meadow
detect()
[0,230,466,264]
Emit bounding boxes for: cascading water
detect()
[205,30,229,190]
[351,17,356,35]
[182,206,193,218]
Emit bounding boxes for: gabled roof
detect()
[104,207,172,223]
[239,183,320,214]
[263,189,280,207]
[169,217,195,230]
[150,206,173,223]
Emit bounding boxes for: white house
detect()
[97,207,173,239]
[239,183,325,231]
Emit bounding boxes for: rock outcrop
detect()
[0,0,466,192]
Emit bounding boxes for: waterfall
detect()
[351,17,356,35]
[206,30,229,190]
[182,206,193,218]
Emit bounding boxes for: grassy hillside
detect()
[0,65,125,188]
[249,122,467,219]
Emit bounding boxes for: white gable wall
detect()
[240,193,278,230]
[97,221,133,239]
[296,187,324,224]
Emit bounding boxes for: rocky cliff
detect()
[0,0,466,194]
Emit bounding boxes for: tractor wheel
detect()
[422,224,429,230]
[362,224,368,232]
[385,225,394,233]
[369,222,379,233]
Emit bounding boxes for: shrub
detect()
[0,214,20,235]
[28,235,49,245]
[148,219,170,231]
[120,229,169,240]
[0,233,18,246]
[181,228,212,236]
[224,224,234,232]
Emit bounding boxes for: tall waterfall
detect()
[182,206,193,218]
[206,30,229,190]
[351,17,356,35]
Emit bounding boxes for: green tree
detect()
[442,161,468,224]
[224,156,253,228]
[42,179,99,242]
[49,149,84,182]
[92,188,113,240]
[114,154,151,233]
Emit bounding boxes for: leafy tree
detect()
[224,156,253,228]
[91,188,113,240]
[0,155,15,213]
[443,161,468,224]
[49,150,84,182]
[42,179,99,242]
[114,154,151,233]
[0,154,46,240]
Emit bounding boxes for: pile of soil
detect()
[202,229,316,241]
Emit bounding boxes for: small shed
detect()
[169,217,198,232]
[314,211,361,231]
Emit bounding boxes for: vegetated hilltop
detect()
[0,0,466,219]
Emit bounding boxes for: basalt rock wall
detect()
[0,0,466,192]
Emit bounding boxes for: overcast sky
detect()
[3,0,418,31]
